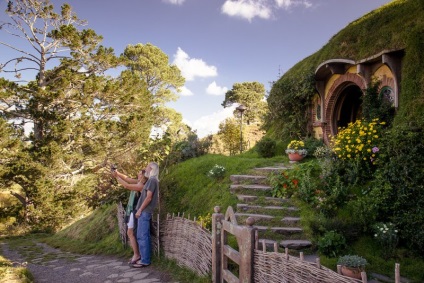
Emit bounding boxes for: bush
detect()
[317,230,347,257]
[373,222,399,259]
[207,164,226,180]
[255,137,277,158]
[269,170,299,198]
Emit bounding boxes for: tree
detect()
[221,81,268,124]
[0,0,165,230]
[218,118,241,156]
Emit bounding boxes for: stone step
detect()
[230,184,271,191]
[271,227,303,235]
[282,217,301,224]
[265,196,289,203]
[236,194,258,202]
[280,240,312,250]
[237,203,299,212]
[253,226,303,235]
[235,213,274,221]
[230,174,267,184]
[236,195,290,204]
[254,165,290,174]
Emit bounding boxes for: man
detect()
[132,162,159,268]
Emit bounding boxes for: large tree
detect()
[0,0,176,230]
[221,81,268,124]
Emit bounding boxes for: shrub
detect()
[330,118,385,164]
[317,230,347,257]
[269,170,299,198]
[373,222,399,258]
[255,137,277,158]
[207,164,226,180]
[337,255,367,269]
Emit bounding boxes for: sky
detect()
[0,0,392,138]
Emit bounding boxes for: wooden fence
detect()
[117,204,403,283]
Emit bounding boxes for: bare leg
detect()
[127,227,140,261]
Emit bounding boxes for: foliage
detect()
[218,118,242,156]
[373,222,399,259]
[221,82,268,124]
[269,170,299,199]
[0,0,186,231]
[207,164,226,180]
[362,80,396,125]
[317,230,347,258]
[121,43,184,105]
[196,213,212,231]
[165,132,213,166]
[266,71,316,140]
[373,124,424,254]
[313,146,333,159]
[255,137,277,158]
[337,255,367,269]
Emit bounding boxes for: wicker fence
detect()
[117,204,401,283]
[160,214,212,276]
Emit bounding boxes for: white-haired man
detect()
[132,162,159,268]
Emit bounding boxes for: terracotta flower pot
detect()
[287,152,305,162]
[341,266,364,280]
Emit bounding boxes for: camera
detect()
[110,164,117,171]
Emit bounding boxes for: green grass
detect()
[0,258,33,283]
[160,153,283,218]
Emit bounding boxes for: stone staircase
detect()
[230,164,315,258]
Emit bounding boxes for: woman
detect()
[112,167,148,264]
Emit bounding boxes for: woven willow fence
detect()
[254,249,363,283]
[160,214,212,276]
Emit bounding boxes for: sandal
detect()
[128,257,141,265]
[131,261,150,268]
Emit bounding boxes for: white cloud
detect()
[163,0,186,5]
[173,48,218,81]
[206,81,228,96]
[275,0,312,9]
[221,0,312,21]
[221,0,271,21]
[179,85,194,96]
[190,106,236,138]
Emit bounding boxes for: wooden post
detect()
[255,230,259,250]
[361,271,367,283]
[315,258,321,269]
[300,252,304,261]
[395,263,400,283]
[337,264,342,274]
[239,216,256,283]
[212,206,223,283]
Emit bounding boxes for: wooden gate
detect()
[212,206,256,283]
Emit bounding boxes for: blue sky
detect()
[0,0,392,137]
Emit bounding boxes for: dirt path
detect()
[0,240,177,283]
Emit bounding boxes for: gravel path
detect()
[0,240,178,283]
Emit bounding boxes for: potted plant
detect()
[285,140,308,162]
[337,255,367,280]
